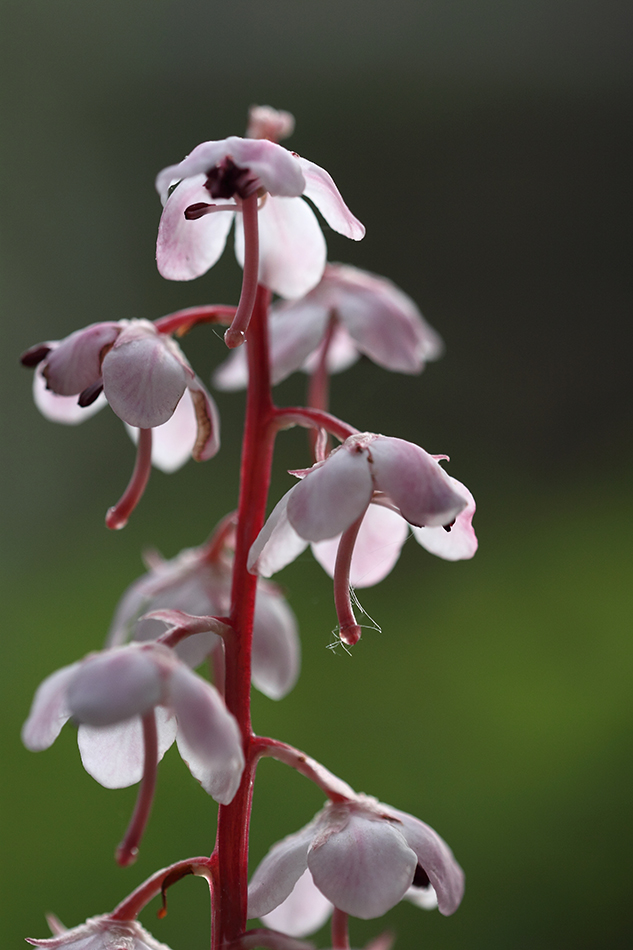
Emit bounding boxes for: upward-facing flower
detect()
[21,319,220,527]
[155,133,364,298]
[214,263,444,390]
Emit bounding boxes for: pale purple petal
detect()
[287,448,373,542]
[311,505,408,588]
[156,142,236,203]
[301,324,360,375]
[260,868,333,938]
[156,174,235,280]
[77,707,177,788]
[102,325,191,429]
[21,663,79,751]
[125,387,196,474]
[212,346,249,391]
[308,812,416,919]
[169,664,244,803]
[412,478,477,561]
[248,490,310,577]
[248,820,318,918]
[251,585,300,700]
[387,807,465,916]
[235,196,326,299]
[295,156,365,240]
[42,323,120,396]
[369,437,467,528]
[33,365,107,424]
[67,649,163,727]
[266,298,329,382]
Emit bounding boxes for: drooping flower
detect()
[214,263,444,391]
[248,434,475,582]
[21,641,244,804]
[26,915,173,950]
[21,319,220,526]
[108,537,300,701]
[155,136,364,299]
[248,795,464,925]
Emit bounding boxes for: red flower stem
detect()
[154,305,237,336]
[251,737,355,803]
[115,712,159,867]
[225,195,260,349]
[273,406,358,442]
[106,428,153,530]
[307,311,338,458]
[333,513,366,646]
[110,857,213,921]
[331,908,350,950]
[212,283,277,948]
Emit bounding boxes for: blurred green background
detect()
[1,1,632,948]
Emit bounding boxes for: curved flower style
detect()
[248,795,464,924]
[214,263,444,391]
[21,642,244,804]
[27,915,173,950]
[108,539,300,701]
[155,137,365,298]
[248,434,476,584]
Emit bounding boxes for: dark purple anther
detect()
[20,344,51,368]
[205,157,259,200]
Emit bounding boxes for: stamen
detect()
[106,427,153,530]
[224,193,259,349]
[20,344,51,367]
[333,512,367,646]
[116,711,159,867]
[184,202,237,220]
[78,380,104,407]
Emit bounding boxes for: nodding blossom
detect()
[155,127,364,298]
[248,795,464,926]
[21,319,220,527]
[214,263,444,391]
[26,915,173,950]
[248,434,477,587]
[21,641,244,805]
[108,538,301,701]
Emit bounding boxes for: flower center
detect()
[204,157,259,200]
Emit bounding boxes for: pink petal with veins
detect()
[67,649,163,727]
[311,504,408,588]
[412,478,477,561]
[102,325,191,429]
[169,664,244,803]
[260,868,333,938]
[369,437,466,528]
[42,323,120,395]
[21,663,79,751]
[287,447,373,542]
[77,707,177,789]
[156,174,235,280]
[295,157,365,241]
[33,367,107,424]
[235,196,327,299]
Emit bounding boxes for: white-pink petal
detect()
[248,821,317,918]
[369,437,466,528]
[77,708,177,789]
[235,196,326,299]
[308,811,417,919]
[287,448,373,542]
[260,868,333,938]
[21,663,79,751]
[248,490,309,577]
[295,156,365,241]
[125,387,197,474]
[311,504,408,588]
[412,478,477,561]
[251,585,300,700]
[43,323,120,396]
[169,664,244,803]
[33,366,107,424]
[156,174,235,280]
[66,650,163,727]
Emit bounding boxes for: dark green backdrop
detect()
[2,2,631,948]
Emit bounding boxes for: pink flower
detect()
[214,263,444,390]
[155,138,364,298]
[108,539,300,701]
[248,795,464,925]
[248,434,475,583]
[21,642,244,804]
[21,320,220,527]
[26,915,173,950]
